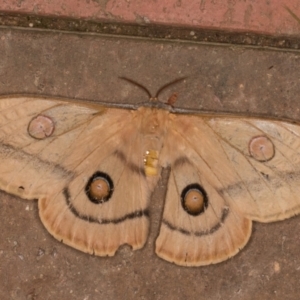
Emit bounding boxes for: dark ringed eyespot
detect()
[85,171,114,204]
[181,183,208,216]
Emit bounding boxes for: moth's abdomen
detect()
[136,107,170,177]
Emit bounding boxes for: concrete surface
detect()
[1,27,300,299]
[1,0,300,36]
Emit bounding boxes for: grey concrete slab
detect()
[1,27,300,300]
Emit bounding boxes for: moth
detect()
[1,77,300,267]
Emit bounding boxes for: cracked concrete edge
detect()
[0,12,300,50]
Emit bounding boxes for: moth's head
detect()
[119,77,186,110]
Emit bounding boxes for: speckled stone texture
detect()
[1,0,300,36]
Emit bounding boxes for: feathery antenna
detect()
[119,77,186,102]
[119,77,152,99]
[154,77,186,98]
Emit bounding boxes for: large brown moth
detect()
[1,77,300,267]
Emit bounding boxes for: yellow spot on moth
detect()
[144,149,159,176]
